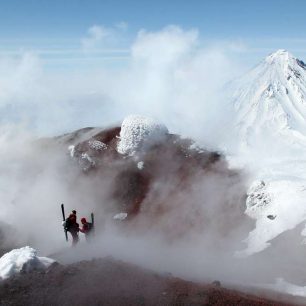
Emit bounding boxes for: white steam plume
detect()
[0,25,244,147]
[0,25,283,294]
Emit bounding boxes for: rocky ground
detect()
[0,257,301,306]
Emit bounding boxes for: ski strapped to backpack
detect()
[61,203,68,242]
[91,212,94,227]
[90,212,95,235]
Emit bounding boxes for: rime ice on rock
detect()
[88,140,107,151]
[68,140,106,171]
[0,246,55,280]
[117,115,168,156]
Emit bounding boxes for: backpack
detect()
[64,218,72,230]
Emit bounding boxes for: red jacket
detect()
[80,222,90,234]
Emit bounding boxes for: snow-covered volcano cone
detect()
[117,115,168,155]
[230,49,306,151]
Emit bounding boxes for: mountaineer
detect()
[79,217,94,241]
[64,210,80,246]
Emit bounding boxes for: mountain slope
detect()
[227,50,306,260]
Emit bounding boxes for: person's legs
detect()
[70,231,79,246]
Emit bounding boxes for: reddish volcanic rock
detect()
[67,126,228,209]
[60,122,251,242]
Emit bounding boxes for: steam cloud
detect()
[0,25,298,298]
[0,26,244,146]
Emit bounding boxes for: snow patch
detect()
[189,142,205,153]
[113,212,128,220]
[263,278,306,297]
[117,115,168,156]
[137,161,144,170]
[68,145,75,158]
[0,246,55,280]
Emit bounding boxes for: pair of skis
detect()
[61,203,94,242]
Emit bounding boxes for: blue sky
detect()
[1,0,306,135]
[1,0,306,69]
[0,0,305,38]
